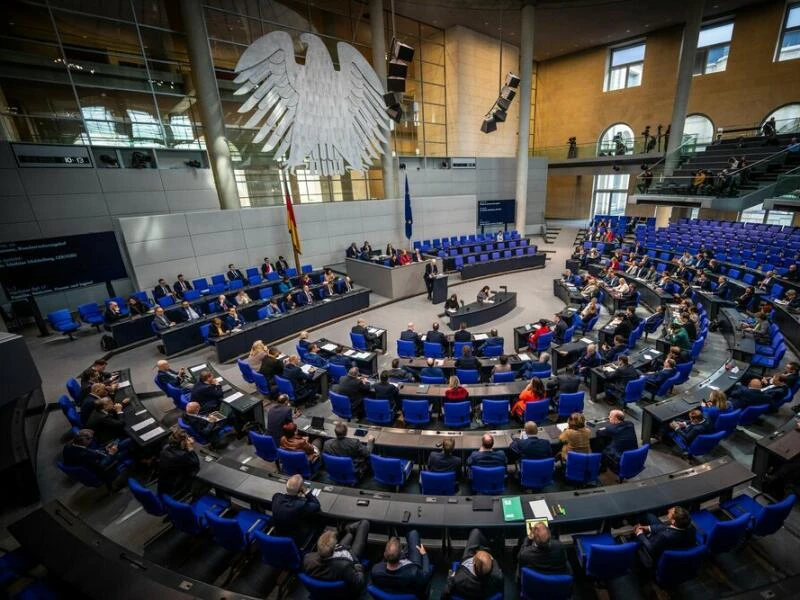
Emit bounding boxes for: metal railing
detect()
[531,133,671,160]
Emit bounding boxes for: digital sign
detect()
[477,199,516,227]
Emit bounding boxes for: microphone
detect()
[499,285,508,296]
[460,300,465,307]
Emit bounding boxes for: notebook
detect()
[502,496,524,522]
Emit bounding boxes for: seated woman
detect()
[298,273,312,288]
[580,276,599,299]
[702,389,733,427]
[444,375,470,404]
[491,355,512,377]
[385,243,396,256]
[527,320,552,350]
[208,317,229,338]
[283,293,297,311]
[413,248,424,262]
[234,289,252,306]
[127,296,149,316]
[558,412,590,462]
[580,298,598,325]
[477,285,491,304]
[279,422,322,463]
[511,377,546,421]
[444,294,460,314]
[397,249,412,265]
[247,340,268,370]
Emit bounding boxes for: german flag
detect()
[284,178,301,255]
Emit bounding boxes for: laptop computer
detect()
[310,416,325,430]
[472,496,494,511]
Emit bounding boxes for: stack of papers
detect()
[190,364,207,372]
[131,418,155,432]
[344,349,356,356]
[556,423,569,432]
[224,391,243,404]
[321,343,338,352]
[517,353,532,361]
[300,364,314,374]
[117,380,131,388]
[474,333,489,341]
[367,328,384,335]
[140,427,165,442]
[354,352,371,359]
[580,337,593,344]
[529,499,554,521]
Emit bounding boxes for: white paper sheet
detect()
[190,364,207,372]
[224,392,244,404]
[529,499,553,521]
[131,417,155,431]
[140,426,165,441]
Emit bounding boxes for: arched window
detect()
[598,123,634,156]
[762,103,800,133]
[684,114,715,147]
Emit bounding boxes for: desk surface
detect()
[449,292,517,330]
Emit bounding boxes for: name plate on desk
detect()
[131,417,155,432]
[140,426,165,441]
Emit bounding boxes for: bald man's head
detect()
[749,379,763,389]
[186,401,200,415]
[286,474,304,495]
[473,550,493,577]
[156,360,169,371]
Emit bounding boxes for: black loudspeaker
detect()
[392,39,415,62]
[388,59,408,78]
[500,86,516,101]
[496,97,511,111]
[481,117,497,133]
[387,77,406,93]
[383,92,402,123]
[492,107,507,122]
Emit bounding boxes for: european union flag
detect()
[404,174,413,240]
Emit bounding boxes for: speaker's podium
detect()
[432,274,449,304]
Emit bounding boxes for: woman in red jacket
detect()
[511,377,547,420]
[528,319,552,350]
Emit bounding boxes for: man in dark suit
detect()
[157,426,200,497]
[264,394,293,444]
[152,278,175,302]
[371,370,400,414]
[177,300,203,322]
[370,532,433,597]
[645,358,676,393]
[260,257,274,277]
[80,383,109,426]
[334,367,371,418]
[509,421,552,461]
[668,409,710,446]
[427,437,461,478]
[152,306,175,332]
[714,276,729,298]
[423,259,438,300]
[328,346,353,369]
[103,301,125,326]
[275,256,290,275]
[420,358,445,381]
[271,474,320,544]
[86,397,127,445]
[184,401,232,448]
[604,355,641,398]
[596,409,638,471]
[259,347,284,384]
[303,344,329,369]
[173,274,193,299]
[322,423,374,479]
[283,355,316,403]
[480,329,504,355]
[400,322,422,353]
[351,318,378,351]
[574,343,602,379]
[612,313,632,340]
[298,285,315,306]
[303,521,370,596]
[634,506,697,569]
[729,379,771,410]
[226,263,244,282]
[518,522,570,574]
[444,529,503,600]
[467,434,507,468]
[425,322,447,347]
[453,322,472,343]
[62,429,126,488]
[387,358,418,382]
[190,370,224,413]
[156,359,190,389]
[455,345,480,370]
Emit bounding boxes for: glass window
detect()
[684,114,715,147]
[606,42,645,91]
[762,103,800,134]
[592,174,630,216]
[777,2,800,61]
[694,21,734,75]
[598,123,634,156]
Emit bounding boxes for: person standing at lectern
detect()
[424,259,438,300]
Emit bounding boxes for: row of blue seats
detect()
[436,238,531,256]
[412,230,522,251]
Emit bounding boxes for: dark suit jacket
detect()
[400,329,421,344]
[646,367,676,389]
[276,259,289,274]
[455,355,480,370]
[335,375,371,404]
[427,451,461,477]
[86,410,127,445]
[323,437,371,473]
[304,353,328,369]
[607,364,640,385]
[420,366,445,380]
[227,269,244,281]
[152,284,173,300]
[467,449,507,468]
[153,314,173,331]
[156,369,182,389]
[425,330,447,346]
[424,263,438,279]
[62,443,116,479]
[597,420,638,460]
[190,381,224,413]
[371,382,400,411]
[284,363,312,394]
[674,419,711,445]
[518,539,570,574]
[178,306,203,322]
[173,280,192,298]
[266,404,292,444]
[259,355,284,381]
[639,523,697,566]
[553,319,569,343]
[157,445,200,497]
[104,308,124,324]
[510,436,552,460]
[730,384,771,409]
[303,551,364,596]
[370,555,432,597]
[297,290,315,306]
[271,491,321,540]
[261,262,274,276]
[453,330,472,342]
[446,550,503,600]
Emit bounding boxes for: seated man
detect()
[371,370,400,414]
[265,393,294,444]
[453,322,472,343]
[467,434,507,469]
[271,474,321,545]
[328,346,353,368]
[177,299,203,322]
[455,345,480,371]
[86,397,128,446]
[603,355,641,399]
[184,401,233,448]
[152,306,175,332]
[596,409,638,471]
[601,335,629,363]
[400,322,422,353]
[103,301,125,326]
[322,423,375,480]
[645,358,677,393]
[728,378,770,410]
[551,313,569,344]
[425,322,447,347]
[224,306,245,330]
[509,421,552,461]
[226,263,244,281]
[302,521,370,596]
[634,506,697,569]
[283,355,316,403]
[370,532,433,597]
[387,358,418,382]
[573,344,601,379]
[152,278,175,302]
[298,285,316,306]
[190,369,224,414]
[334,367,371,418]
[155,359,191,389]
[351,318,379,351]
[444,528,504,600]
[157,426,200,497]
[480,328,504,355]
[518,522,570,574]
[173,274,193,299]
[304,343,329,369]
[427,437,461,479]
[420,357,445,381]
[667,409,710,447]
[62,429,127,489]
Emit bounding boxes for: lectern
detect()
[432,274,449,304]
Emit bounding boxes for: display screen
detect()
[0,232,128,300]
[478,199,516,226]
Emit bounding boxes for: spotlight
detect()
[505,72,520,88]
[481,116,497,134]
[500,86,516,102]
[495,97,511,111]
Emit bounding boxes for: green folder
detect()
[502,496,524,522]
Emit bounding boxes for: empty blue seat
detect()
[524,399,550,424]
[364,398,392,425]
[397,339,416,358]
[481,399,509,425]
[691,511,751,554]
[77,303,104,331]
[420,470,457,496]
[520,458,555,490]
[721,493,796,536]
[491,370,514,382]
[236,358,255,384]
[329,391,353,420]
[371,455,412,491]
[616,444,649,481]
[672,429,725,458]
[564,451,601,486]
[574,533,638,580]
[654,545,707,588]
[557,391,584,418]
[248,430,278,462]
[520,567,572,600]
[277,448,320,478]
[455,369,479,384]
[127,477,166,516]
[737,403,770,426]
[323,453,358,486]
[402,399,430,426]
[253,531,303,575]
[443,400,471,427]
[420,374,446,384]
[423,342,444,358]
[162,493,229,536]
[47,309,80,340]
[470,466,505,495]
[350,332,368,350]
[206,508,268,552]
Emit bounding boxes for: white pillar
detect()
[370,0,397,200]
[514,2,535,234]
[181,0,240,210]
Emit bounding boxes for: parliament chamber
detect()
[2,0,800,599]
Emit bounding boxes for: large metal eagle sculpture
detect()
[234,31,390,177]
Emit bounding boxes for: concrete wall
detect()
[445,26,520,157]
[0,141,219,313]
